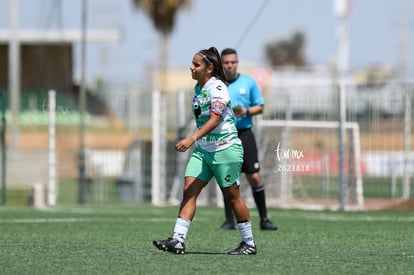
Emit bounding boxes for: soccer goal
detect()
[251,118,364,210]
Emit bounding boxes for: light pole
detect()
[9,0,20,151]
[334,0,350,210]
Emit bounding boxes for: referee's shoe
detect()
[260,218,278,231]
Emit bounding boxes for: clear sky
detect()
[1,0,414,84]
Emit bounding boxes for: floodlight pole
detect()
[334,0,350,210]
[9,0,20,151]
[78,0,88,204]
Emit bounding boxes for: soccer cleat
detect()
[227,241,257,255]
[260,219,278,231]
[152,237,185,254]
[218,220,236,230]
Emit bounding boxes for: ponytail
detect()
[198,47,226,83]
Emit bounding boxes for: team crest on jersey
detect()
[239,88,247,94]
[197,92,210,105]
[211,100,225,114]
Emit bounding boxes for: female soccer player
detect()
[153,47,257,255]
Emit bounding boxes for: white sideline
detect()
[0,217,190,224]
[0,215,412,224]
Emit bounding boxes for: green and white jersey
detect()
[193,77,241,152]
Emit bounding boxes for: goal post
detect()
[257,119,364,210]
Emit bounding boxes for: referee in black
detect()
[219,48,277,231]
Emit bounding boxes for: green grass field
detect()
[0,205,413,275]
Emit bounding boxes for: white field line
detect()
[0,217,179,224]
[0,217,102,224]
[2,206,413,223]
[0,213,412,224]
[39,207,168,215]
[192,210,414,222]
[274,213,414,222]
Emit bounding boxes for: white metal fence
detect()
[80,79,414,210]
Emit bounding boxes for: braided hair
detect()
[198,47,226,84]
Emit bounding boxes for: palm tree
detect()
[132,0,191,92]
[265,30,307,68]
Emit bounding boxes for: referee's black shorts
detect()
[238,128,260,174]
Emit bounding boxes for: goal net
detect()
[168,117,364,210]
[248,118,364,210]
